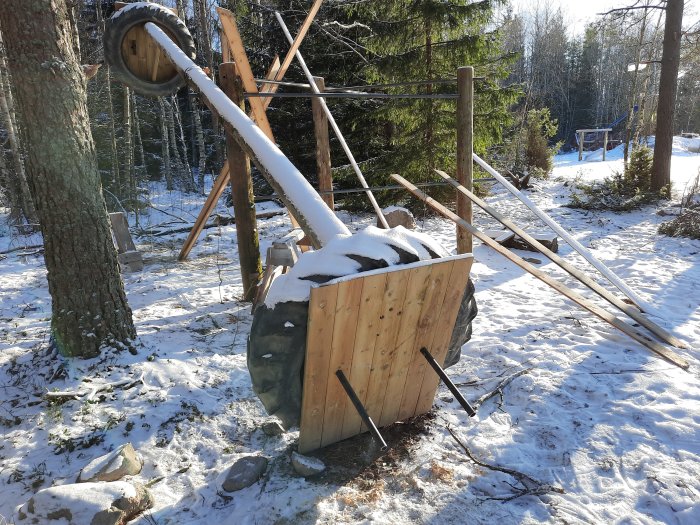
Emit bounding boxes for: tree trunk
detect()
[192,95,207,193]
[159,97,173,189]
[0,0,136,357]
[0,30,37,226]
[131,91,146,181]
[651,0,684,193]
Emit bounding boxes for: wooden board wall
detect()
[298,254,473,453]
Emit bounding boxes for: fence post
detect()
[219,62,262,301]
[457,66,474,254]
[312,76,333,210]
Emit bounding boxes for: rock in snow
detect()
[16,481,152,524]
[78,443,143,483]
[221,456,268,492]
[291,452,326,477]
[261,420,285,437]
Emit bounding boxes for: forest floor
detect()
[1,139,699,524]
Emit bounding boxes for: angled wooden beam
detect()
[261,0,324,109]
[217,7,274,141]
[178,162,231,261]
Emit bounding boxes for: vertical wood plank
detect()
[378,264,434,427]
[579,131,584,161]
[457,66,474,254]
[396,260,453,421]
[414,258,473,415]
[360,268,410,432]
[339,273,387,440]
[319,279,364,447]
[298,284,339,453]
[312,76,333,210]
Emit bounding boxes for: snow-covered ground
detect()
[1,142,699,524]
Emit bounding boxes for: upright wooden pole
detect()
[456,66,474,254]
[220,62,262,301]
[578,131,584,161]
[312,76,333,210]
[603,130,608,161]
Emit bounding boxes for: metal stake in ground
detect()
[275,11,389,229]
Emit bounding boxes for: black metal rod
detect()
[245,91,460,100]
[420,348,477,417]
[335,370,388,449]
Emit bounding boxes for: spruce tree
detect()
[345,0,519,188]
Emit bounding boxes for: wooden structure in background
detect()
[109,212,143,273]
[456,66,474,254]
[577,128,612,161]
[298,254,473,453]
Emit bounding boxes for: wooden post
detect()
[312,76,333,210]
[603,130,609,161]
[219,62,262,301]
[578,131,584,161]
[456,66,473,254]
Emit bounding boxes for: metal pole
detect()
[472,153,653,313]
[335,370,388,449]
[274,11,390,229]
[419,348,476,417]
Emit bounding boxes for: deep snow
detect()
[0,141,699,524]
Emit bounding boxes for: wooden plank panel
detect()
[414,257,473,415]
[339,273,387,440]
[260,55,281,94]
[396,260,453,421]
[378,264,434,427]
[319,279,364,447]
[359,269,409,432]
[298,284,339,453]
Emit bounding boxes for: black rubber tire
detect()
[103,2,196,97]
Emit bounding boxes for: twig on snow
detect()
[472,368,532,410]
[44,373,144,402]
[446,426,565,502]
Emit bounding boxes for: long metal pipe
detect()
[145,22,350,247]
[275,11,390,229]
[473,153,653,313]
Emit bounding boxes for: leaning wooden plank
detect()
[339,272,387,441]
[145,22,350,248]
[217,7,275,141]
[109,212,137,253]
[435,169,689,351]
[178,162,230,261]
[261,0,325,109]
[391,174,689,370]
[473,153,651,312]
[299,283,339,453]
[414,257,472,415]
[320,278,364,448]
[260,55,281,94]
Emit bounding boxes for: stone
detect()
[222,456,268,492]
[291,451,325,477]
[377,206,416,229]
[78,443,143,483]
[261,420,285,436]
[16,481,152,525]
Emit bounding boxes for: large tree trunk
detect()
[651,0,684,192]
[0,0,136,358]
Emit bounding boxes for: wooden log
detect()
[435,170,689,351]
[603,130,609,161]
[312,76,333,210]
[504,232,558,253]
[391,174,689,370]
[220,62,262,301]
[178,162,230,261]
[579,131,584,161]
[456,66,473,254]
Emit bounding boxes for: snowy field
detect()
[1,141,699,524]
